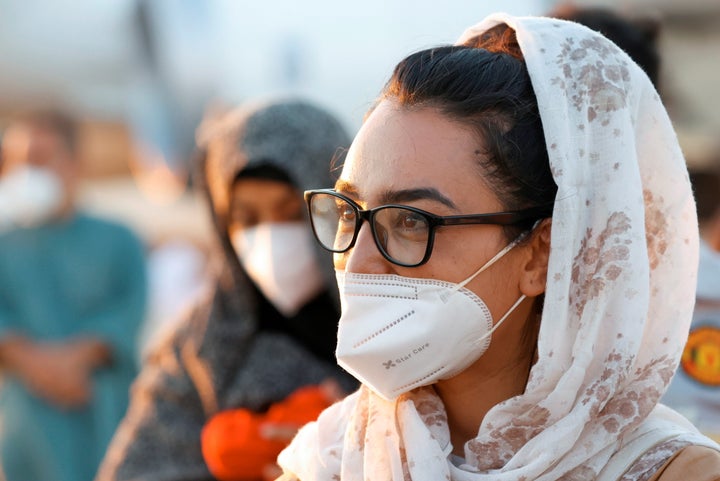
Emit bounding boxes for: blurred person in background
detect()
[662,170,720,440]
[0,154,63,231]
[0,111,147,481]
[96,98,357,481]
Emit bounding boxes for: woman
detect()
[96,99,356,481]
[277,14,720,481]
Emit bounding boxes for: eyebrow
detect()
[334,180,457,210]
[381,188,457,210]
[334,179,358,196]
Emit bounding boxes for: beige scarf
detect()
[278,13,719,481]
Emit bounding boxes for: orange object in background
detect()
[201,385,332,481]
[681,326,720,387]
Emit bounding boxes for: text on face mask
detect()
[382,342,431,369]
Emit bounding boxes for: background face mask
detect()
[0,165,63,231]
[335,241,526,401]
[232,222,326,317]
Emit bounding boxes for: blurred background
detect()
[0,0,718,250]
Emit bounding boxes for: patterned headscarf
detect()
[277,14,719,481]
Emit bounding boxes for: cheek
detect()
[472,254,527,323]
[427,229,506,282]
[430,230,528,322]
[333,252,347,271]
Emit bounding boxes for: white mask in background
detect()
[232,222,327,317]
[335,239,527,401]
[0,165,63,232]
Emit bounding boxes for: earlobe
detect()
[519,219,552,297]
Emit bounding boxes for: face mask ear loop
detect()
[457,219,544,292]
[455,239,519,292]
[473,294,527,347]
[437,239,518,304]
[440,219,543,304]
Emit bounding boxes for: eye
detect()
[394,210,428,232]
[338,203,356,222]
[335,201,357,235]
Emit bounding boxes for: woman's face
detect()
[335,99,535,323]
[227,178,304,236]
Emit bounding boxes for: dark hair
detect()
[550,6,660,88]
[233,162,295,188]
[381,24,556,240]
[689,170,720,223]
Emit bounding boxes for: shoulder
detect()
[148,284,252,374]
[277,389,362,480]
[650,445,720,481]
[149,291,216,358]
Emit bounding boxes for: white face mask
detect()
[0,165,63,231]
[335,239,527,401]
[231,222,327,317]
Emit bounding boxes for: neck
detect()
[436,356,533,457]
[52,202,76,223]
[260,288,340,363]
[434,304,538,457]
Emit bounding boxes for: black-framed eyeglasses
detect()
[304,188,550,267]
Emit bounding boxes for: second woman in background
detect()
[96,98,356,481]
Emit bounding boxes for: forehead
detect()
[339,100,497,209]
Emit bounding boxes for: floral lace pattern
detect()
[552,35,630,125]
[277,14,719,481]
[619,438,692,481]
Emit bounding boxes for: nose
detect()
[335,221,393,274]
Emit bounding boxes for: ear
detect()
[518,218,552,297]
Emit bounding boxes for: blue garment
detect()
[0,213,147,481]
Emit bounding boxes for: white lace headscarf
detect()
[277,13,720,481]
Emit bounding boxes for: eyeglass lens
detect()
[309,192,430,265]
